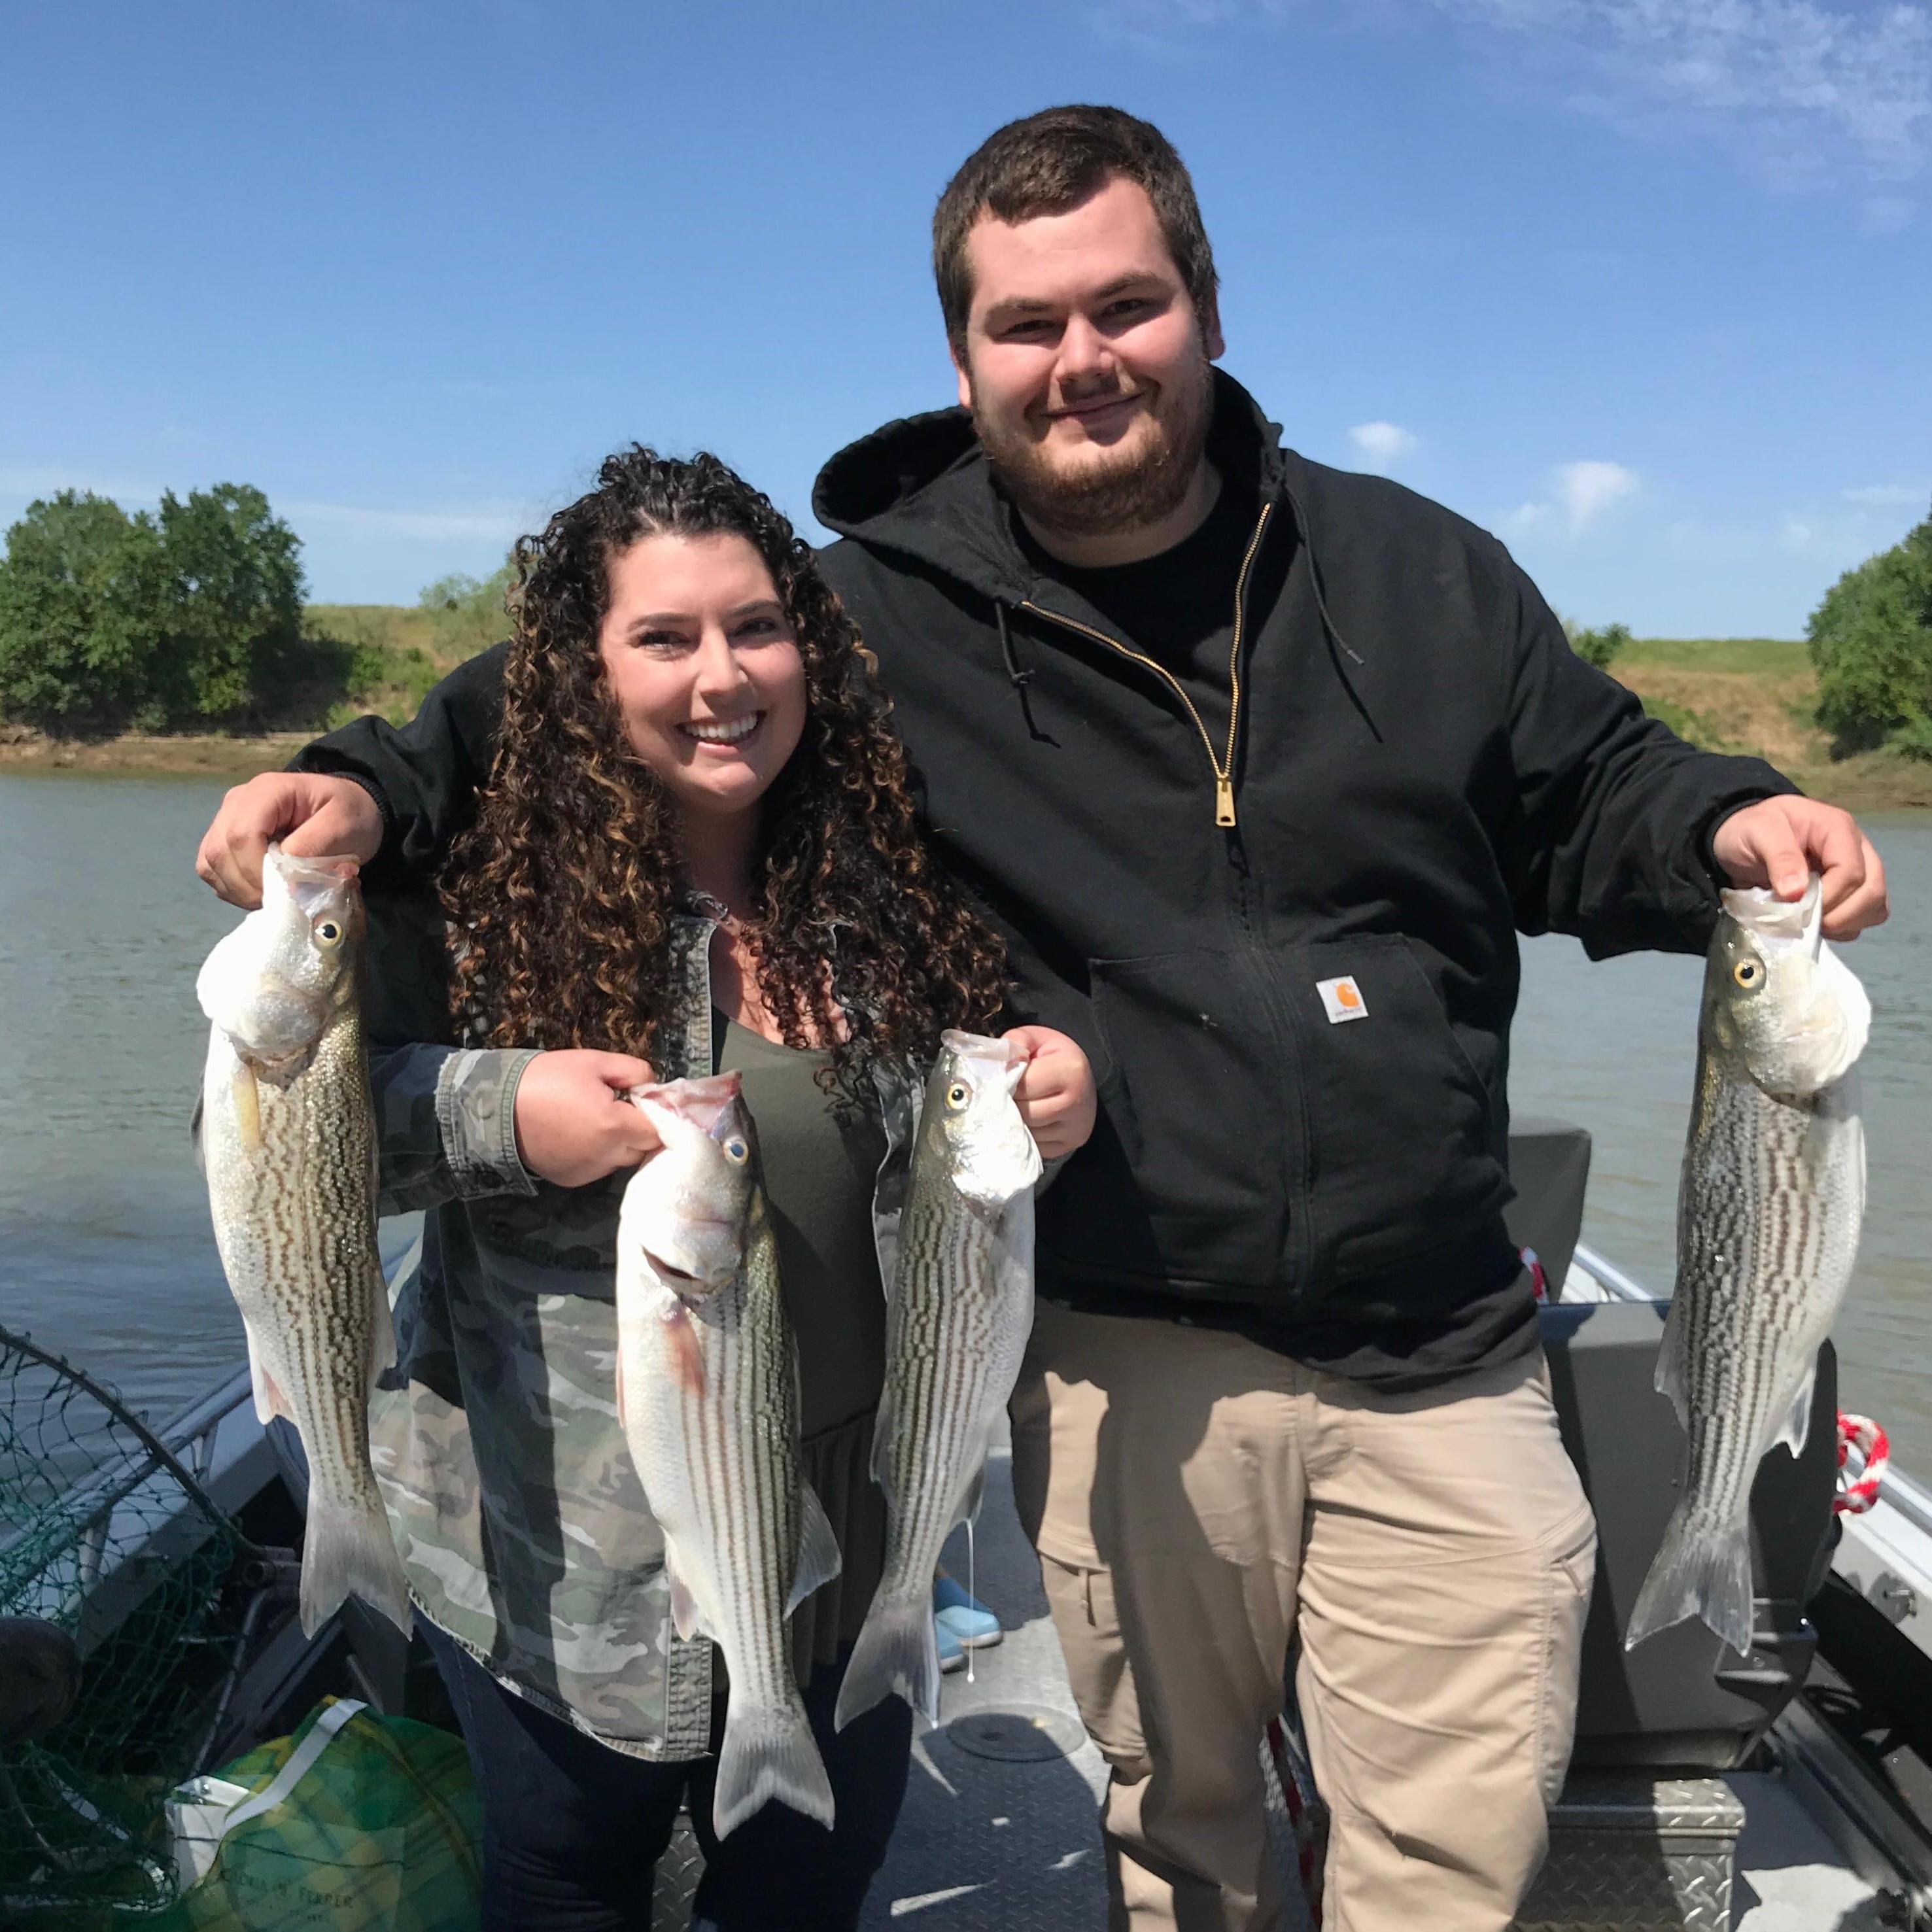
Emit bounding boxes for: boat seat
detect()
[1502,1113,1593,1293]
[1544,1299,1837,1770]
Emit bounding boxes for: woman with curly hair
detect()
[359,446,1094,1932]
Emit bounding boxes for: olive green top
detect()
[717,1018,889,1678]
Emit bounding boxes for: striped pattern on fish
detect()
[835,1031,1041,1731]
[1627,878,1868,1656]
[198,846,410,1639]
[615,1075,840,1837]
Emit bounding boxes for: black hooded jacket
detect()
[298,372,1796,1388]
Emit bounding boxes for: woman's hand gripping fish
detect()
[835,1031,1042,1731]
[195,844,410,1639]
[614,1074,841,1838]
[1627,876,1870,1655]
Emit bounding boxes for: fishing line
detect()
[965,1519,978,1687]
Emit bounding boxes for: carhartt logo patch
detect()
[1317,976,1368,1024]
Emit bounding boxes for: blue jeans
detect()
[421,1619,912,1932]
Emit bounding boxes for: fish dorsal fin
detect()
[1773,1358,1819,1457]
[787,1484,844,1617]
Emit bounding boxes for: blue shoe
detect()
[933,1576,1003,1649]
[937,1615,967,1674]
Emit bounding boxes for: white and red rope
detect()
[1834,1410,1889,1515]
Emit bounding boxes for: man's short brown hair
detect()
[933,105,1220,354]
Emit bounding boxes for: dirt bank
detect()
[5,636,1929,811]
[0,724,306,779]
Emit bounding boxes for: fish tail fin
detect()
[712,1699,835,1839]
[300,1491,411,1639]
[1625,1504,1755,1657]
[833,1588,937,1733]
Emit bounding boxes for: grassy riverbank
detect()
[3,618,1929,808]
[1613,636,1932,812]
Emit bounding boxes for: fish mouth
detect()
[644,1249,702,1288]
[236,1042,315,1083]
[642,1247,737,1295]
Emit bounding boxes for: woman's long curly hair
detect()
[441,446,1009,1092]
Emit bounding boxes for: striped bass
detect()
[1627,876,1870,1656]
[195,844,410,1639]
[614,1073,840,1837]
[835,1030,1041,1731]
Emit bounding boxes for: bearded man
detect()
[196,106,1888,1932]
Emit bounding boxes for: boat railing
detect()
[0,1338,262,1651]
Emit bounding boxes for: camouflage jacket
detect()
[365,903,919,1761]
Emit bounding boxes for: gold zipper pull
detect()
[1215,776,1237,827]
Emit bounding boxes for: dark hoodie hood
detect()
[812,368,1294,606]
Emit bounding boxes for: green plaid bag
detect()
[156,1697,480,1931]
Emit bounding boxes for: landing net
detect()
[0,1322,239,1921]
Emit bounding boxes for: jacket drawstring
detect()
[997,599,1057,745]
[1283,481,1383,744]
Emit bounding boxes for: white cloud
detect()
[0,470,535,547]
[1084,0,1284,50]
[1503,458,1639,538]
[1347,421,1420,470]
[0,464,164,506]
[1776,512,1884,562]
[1557,458,1640,530]
[1842,484,1929,508]
[1096,1,1932,188]
[1423,1,1932,185]
[1859,194,1917,232]
[282,501,534,544]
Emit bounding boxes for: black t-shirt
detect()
[1013,460,1288,759]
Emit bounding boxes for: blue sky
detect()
[3,0,1926,636]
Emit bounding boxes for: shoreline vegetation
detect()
[3,617,1929,811]
[5,483,1925,810]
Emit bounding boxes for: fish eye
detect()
[945,1081,971,1112]
[1733,958,1763,990]
[315,920,343,946]
[722,1136,749,1165]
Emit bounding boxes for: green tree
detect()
[1562,619,1631,670]
[152,484,307,723]
[1808,507,1932,758]
[417,559,514,659]
[0,491,166,728]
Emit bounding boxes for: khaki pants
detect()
[1009,1300,1596,1932]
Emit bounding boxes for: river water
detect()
[2,773,1927,1471]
